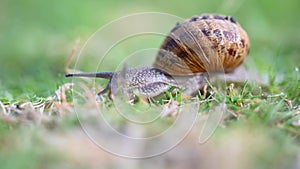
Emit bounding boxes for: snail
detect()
[66,14,250,99]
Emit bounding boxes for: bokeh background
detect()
[0,0,299,169]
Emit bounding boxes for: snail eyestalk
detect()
[65,72,114,79]
[65,72,114,96]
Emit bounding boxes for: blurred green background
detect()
[0,0,299,97]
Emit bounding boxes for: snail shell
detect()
[153,14,250,75]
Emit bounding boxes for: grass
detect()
[0,0,299,168]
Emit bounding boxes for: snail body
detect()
[66,14,250,98]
